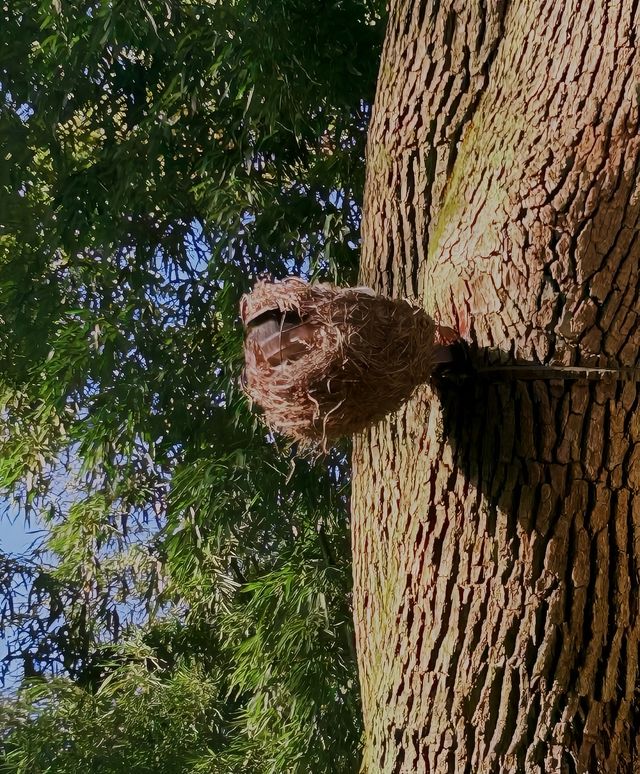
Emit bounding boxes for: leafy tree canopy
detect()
[0,1,384,771]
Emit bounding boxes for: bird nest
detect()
[241,277,436,446]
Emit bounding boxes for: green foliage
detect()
[1,649,231,774]
[0,0,385,771]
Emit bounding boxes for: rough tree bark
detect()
[352,2,640,772]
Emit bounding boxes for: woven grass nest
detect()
[241,277,438,446]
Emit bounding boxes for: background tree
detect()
[0,1,384,771]
[354,1,640,772]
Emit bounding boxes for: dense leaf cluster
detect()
[0,0,384,771]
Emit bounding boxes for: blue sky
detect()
[0,502,41,555]
[0,502,45,690]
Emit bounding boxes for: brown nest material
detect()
[240,277,437,446]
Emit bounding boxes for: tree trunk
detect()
[353,2,640,772]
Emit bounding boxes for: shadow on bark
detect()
[422,345,640,771]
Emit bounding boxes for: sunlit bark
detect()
[353,2,640,771]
